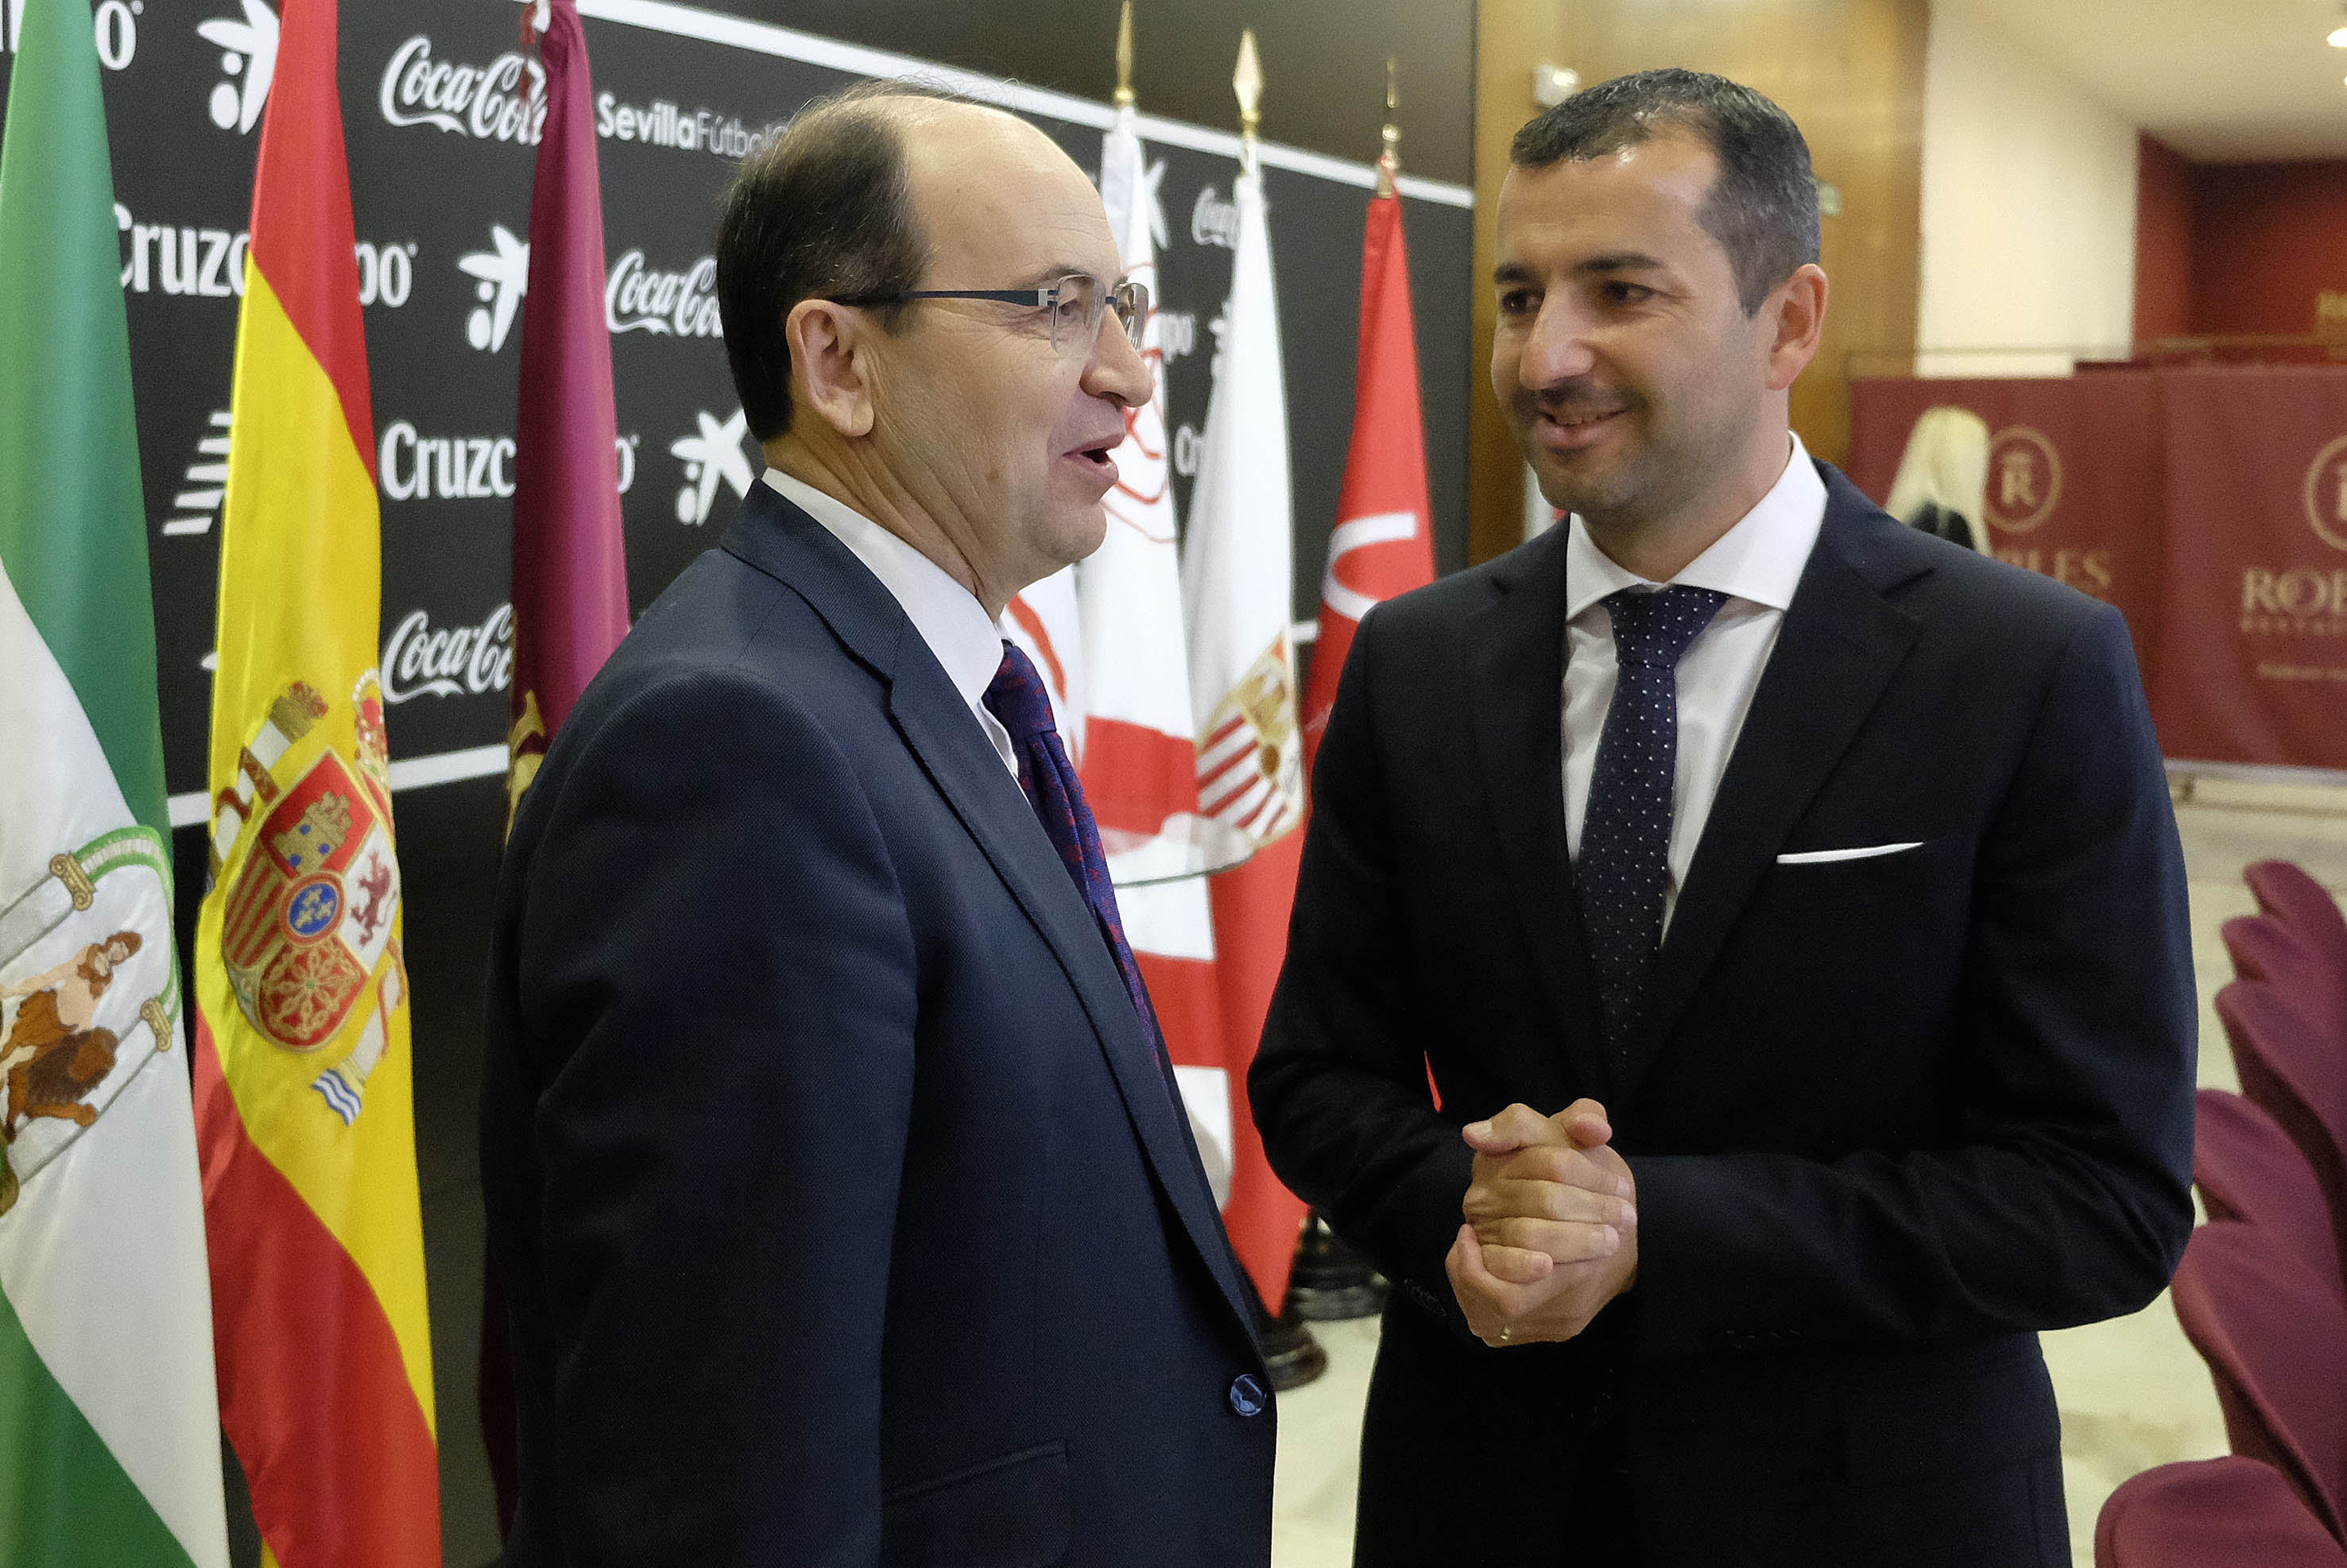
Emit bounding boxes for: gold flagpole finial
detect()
[1235,29,1263,142]
[1115,0,1136,110]
[1377,55,1400,196]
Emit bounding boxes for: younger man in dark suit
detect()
[1252,68,2194,1567]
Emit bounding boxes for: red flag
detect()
[484,0,629,1535]
[1303,190,1435,763]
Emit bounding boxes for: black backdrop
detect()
[0,1,1476,1559]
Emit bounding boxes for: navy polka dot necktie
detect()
[1578,585,1729,1063]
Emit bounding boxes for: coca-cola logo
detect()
[378,36,548,145]
[1191,186,1240,250]
[382,605,513,703]
[606,251,722,339]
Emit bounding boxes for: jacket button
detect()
[1228,1373,1267,1418]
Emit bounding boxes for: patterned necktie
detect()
[1578,585,1729,1063]
[982,641,1175,1091]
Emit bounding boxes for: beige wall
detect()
[1919,0,2139,376]
[1469,0,1929,565]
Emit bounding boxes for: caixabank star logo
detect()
[198,0,276,133]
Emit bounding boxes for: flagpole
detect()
[1378,56,1400,198]
[1115,0,1134,110]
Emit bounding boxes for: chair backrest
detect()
[2171,1221,2347,1541]
[2097,1455,2347,1566]
[2225,912,2347,1047]
[2195,1088,2345,1299]
[2247,860,2347,977]
[2217,971,2347,1233]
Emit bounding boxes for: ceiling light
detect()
[2331,25,2347,45]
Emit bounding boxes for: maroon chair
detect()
[2097,1454,2347,1566]
[2225,912,2347,1047]
[2171,1221,2347,1542]
[2215,975,2347,1272]
[2097,1455,2347,1566]
[2194,1088,2344,1299]
[2247,860,2347,980]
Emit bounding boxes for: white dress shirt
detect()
[1562,434,1828,927]
[763,468,1018,777]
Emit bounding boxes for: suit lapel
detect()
[722,487,1254,1334]
[1466,526,1611,1096]
[1622,484,1927,1101]
[885,677,1255,1327]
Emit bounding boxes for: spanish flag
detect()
[192,0,440,1562]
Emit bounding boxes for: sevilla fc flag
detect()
[1082,108,1232,1194]
[1183,146,1308,1306]
[1303,188,1435,763]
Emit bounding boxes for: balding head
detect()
[716,82,1015,441]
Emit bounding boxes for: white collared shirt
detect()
[1562,433,1828,926]
[763,468,1018,777]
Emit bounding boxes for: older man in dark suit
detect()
[1252,69,2194,1567]
[482,83,1274,1567]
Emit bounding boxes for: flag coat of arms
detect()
[191,0,440,1561]
[0,2,230,1562]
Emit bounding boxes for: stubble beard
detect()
[1517,398,1665,536]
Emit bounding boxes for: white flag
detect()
[1183,153,1303,852]
[1082,107,1230,1198]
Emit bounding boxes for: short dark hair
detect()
[1510,68,1818,316]
[716,81,966,441]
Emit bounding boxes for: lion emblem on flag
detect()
[221,749,401,1051]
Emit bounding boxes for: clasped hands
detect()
[1445,1100,1637,1349]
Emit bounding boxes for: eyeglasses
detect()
[837,273,1149,353]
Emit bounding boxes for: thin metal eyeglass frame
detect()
[835,275,1149,351]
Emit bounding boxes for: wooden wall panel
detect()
[1470,0,1927,564]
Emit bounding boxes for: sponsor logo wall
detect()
[1845,374,2166,678]
[0,0,1474,807]
[1849,369,2347,774]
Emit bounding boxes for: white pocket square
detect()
[1775,842,1925,865]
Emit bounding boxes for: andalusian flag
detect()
[192,0,440,1561]
[0,2,229,1563]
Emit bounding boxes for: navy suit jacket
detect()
[482,482,1276,1568]
[1250,463,2197,1567]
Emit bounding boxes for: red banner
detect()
[1847,375,2165,677]
[2152,367,2347,770]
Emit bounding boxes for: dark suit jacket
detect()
[1250,462,2195,1568]
[482,482,1275,1568]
